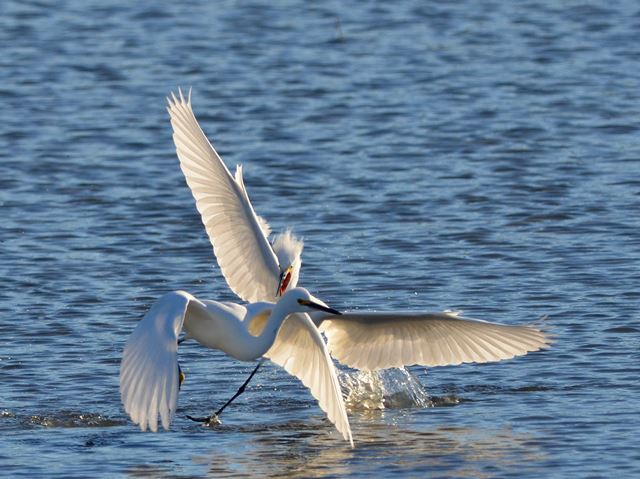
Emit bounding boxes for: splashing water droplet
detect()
[339,367,432,410]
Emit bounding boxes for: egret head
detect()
[273,230,303,297]
[278,265,294,297]
[283,287,341,315]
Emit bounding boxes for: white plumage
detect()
[120,287,353,446]
[166,89,551,373]
[318,311,550,371]
[126,89,555,449]
[168,89,299,304]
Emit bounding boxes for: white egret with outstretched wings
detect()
[166,89,550,375]
[120,287,353,446]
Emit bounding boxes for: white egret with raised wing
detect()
[168,89,302,305]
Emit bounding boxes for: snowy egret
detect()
[166,89,551,373]
[167,89,302,305]
[119,287,353,446]
[167,89,312,412]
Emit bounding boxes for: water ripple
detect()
[2,0,640,477]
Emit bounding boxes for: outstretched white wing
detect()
[265,313,353,447]
[319,312,551,371]
[167,90,280,303]
[120,291,202,432]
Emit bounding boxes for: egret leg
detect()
[187,359,264,425]
[178,363,185,389]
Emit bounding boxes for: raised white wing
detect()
[265,313,353,447]
[120,291,201,432]
[167,90,280,303]
[319,312,551,371]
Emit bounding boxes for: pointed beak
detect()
[277,267,293,297]
[276,271,284,296]
[299,299,341,315]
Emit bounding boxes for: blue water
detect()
[2,0,640,476]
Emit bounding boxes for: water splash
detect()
[27,411,124,428]
[339,367,432,410]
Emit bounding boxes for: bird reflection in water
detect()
[197,421,546,478]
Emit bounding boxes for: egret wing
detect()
[167,90,280,303]
[265,313,353,447]
[120,291,201,432]
[319,311,551,371]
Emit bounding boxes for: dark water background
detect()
[2,0,640,477]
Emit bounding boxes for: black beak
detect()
[301,299,341,316]
[276,271,284,296]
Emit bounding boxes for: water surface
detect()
[2,0,640,477]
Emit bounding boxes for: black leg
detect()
[187,359,264,425]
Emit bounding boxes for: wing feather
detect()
[265,313,353,446]
[120,291,201,432]
[167,91,280,303]
[319,311,551,371]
